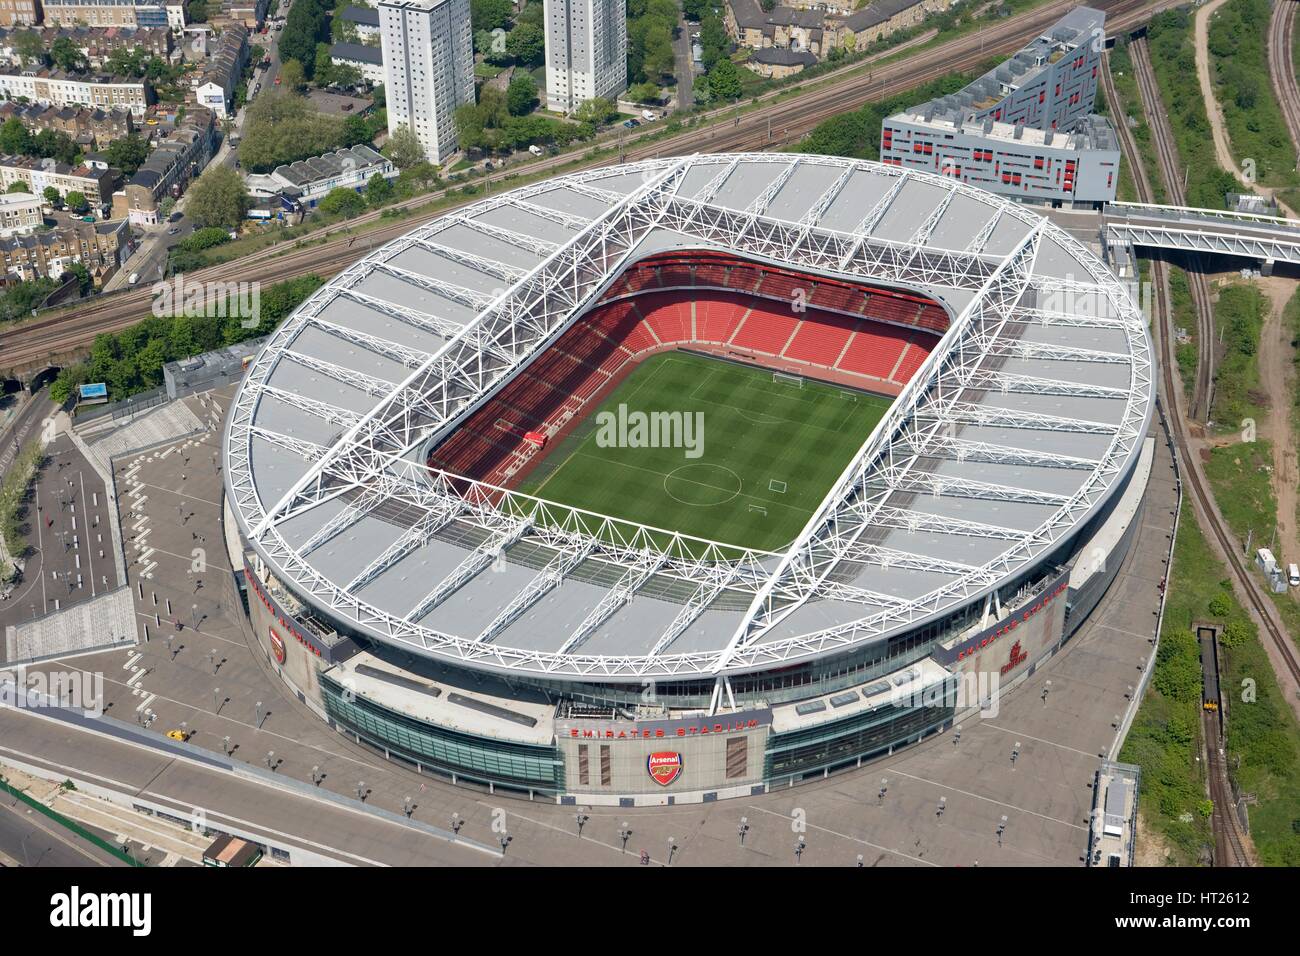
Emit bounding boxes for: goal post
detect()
[773,371,804,388]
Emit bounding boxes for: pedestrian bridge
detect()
[1103,201,1300,268]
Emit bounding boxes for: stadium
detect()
[223,153,1155,804]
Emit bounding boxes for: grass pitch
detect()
[516,352,892,552]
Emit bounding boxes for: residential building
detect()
[214,0,268,29]
[193,21,248,118]
[111,106,214,224]
[378,0,473,164]
[340,4,381,41]
[0,190,43,235]
[0,0,40,28]
[543,0,627,113]
[244,144,395,207]
[330,41,384,86]
[0,217,130,283]
[42,0,140,26]
[0,69,152,115]
[727,0,826,57]
[745,46,816,79]
[0,101,135,148]
[0,154,119,209]
[831,0,950,50]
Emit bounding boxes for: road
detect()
[0,0,1183,379]
[674,14,695,112]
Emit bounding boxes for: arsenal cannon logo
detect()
[647,751,683,786]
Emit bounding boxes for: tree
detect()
[64,191,87,213]
[574,97,617,126]
[707,58,742,101]
[186,165,250,229]
[471,0,512,32]
[313,44,335,86]
[6,180,29,194]
[384,123,426,169]
[506,23,545,67]
[279,0,329,74]
[239,90,347,171]
[50,36,85,72]
[628,81,660,105]
[103,135,151,177]
[12,30,45,67]
[506,74,538,116]
[43,186,60,206]
[316,186,367,217]
[280,58,307,92]
[364,172,393,206]
[0,118,31,155]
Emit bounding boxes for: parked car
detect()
[623,118,640,129]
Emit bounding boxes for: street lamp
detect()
[737,816,749,845]
[574,812,588,837]
[879,778,888,803]
[619,822,631,852]
[666,836,677,865]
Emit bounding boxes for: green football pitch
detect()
[515,352,893,552]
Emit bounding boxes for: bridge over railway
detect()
[1102,201,1300,271]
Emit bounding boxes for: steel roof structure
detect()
[224,153,1154,683]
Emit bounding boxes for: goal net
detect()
[773,372,804,388]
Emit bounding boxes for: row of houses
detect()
[0,216,129,282]
[0,152,119,207]
[0,68,151,114]
[727,0,952,72]
[36,0,185,30]
[0,25,173,67]
[111,105,214,224]
[194,21,247,118]
[0,100,133,147]
[244,143,394,209]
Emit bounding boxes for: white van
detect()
[528,144,543,156]
[1256,547,1277,575]
[1289,563,1300,587]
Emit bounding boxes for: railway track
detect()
[0,0,1183,376]
[1129,34,1217,422]
[1115,34,1300,867]
[1268,0,1300,156]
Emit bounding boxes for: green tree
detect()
[279,0,329,74]
[627,81,660,105]
[64,190,87,212]
[316,186,366,217]
[506,23,545,67]
[574,96,617,126]
[364,172,393,206]
[0,117,31,155]
[506,74,538,116]
[471,0,512,32]
[239,91,347,172]
[42,186,60,206]
[280,58,307,92]
[707,58,742,101]
[50,36,85,72]
[186,165,250,229]
[12,30,45,67]
[103,134,151,176]
[6,180,30,194]
[384,123,426,169]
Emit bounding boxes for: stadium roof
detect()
[224,153,1154,683]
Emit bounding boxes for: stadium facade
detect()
[880,6,1121,206]
[223,153,1154,804]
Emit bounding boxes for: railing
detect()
[1108,200,1300,230]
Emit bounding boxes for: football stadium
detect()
[223,153,1155,804]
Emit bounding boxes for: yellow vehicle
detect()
[1203,700,1218,713]
[166,729,190,742]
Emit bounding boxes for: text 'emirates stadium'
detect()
[223,153,1154,804]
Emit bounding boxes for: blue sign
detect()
[78,383,108,405]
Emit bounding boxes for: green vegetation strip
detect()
[1209,282,1267,433]
[1147,8,1246,208]
[0,777,142,866]
[1207,0,1299,190]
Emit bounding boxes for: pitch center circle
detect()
[663,464,743,507]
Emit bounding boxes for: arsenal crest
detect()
[647,751,683,787]
[270,628,286,665]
